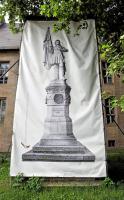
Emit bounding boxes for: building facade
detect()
[101,60,124,148]
[0,23,20,152]
[0,23,124,152]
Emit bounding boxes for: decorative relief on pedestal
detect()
[54,94,64,104]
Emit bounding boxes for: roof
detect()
[0,23,21,50]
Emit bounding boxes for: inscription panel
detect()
[52,107,65,117]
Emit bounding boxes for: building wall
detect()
[114,75,124,147]
[102,69,124,148]
[0,51,19,152]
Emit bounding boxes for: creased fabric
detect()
[10,20,106,177]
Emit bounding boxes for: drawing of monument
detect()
[22,27,95,161]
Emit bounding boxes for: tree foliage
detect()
[0,0,123,36]
[0,0,124,110]
[0,0,42,32]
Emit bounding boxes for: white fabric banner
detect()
[10,20,106,177]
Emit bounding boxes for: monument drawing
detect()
[22,27,95,161]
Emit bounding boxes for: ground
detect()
[0,151,124,200]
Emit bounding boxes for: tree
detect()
[0,0,124,110]
[0,1,123,36]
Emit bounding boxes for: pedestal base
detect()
[22,138,95,162]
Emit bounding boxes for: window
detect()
[101,60,112,84]
[0,62,9,84]
[108,140,115,147]
[0,98,6,123]
[105,98,115,124]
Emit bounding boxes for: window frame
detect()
[0,62,9,84]
[0,97,7,124]
[108,140,115,147]
[101,60,113,84]
[104,97,115,124]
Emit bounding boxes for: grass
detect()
[0,186,124,200]
[0,150,124,200]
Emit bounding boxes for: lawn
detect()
[0,151,124,200]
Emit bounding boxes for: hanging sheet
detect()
[10,20,106,177]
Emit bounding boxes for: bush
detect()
[107,149,124,181]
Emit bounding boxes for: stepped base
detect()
[22,139,95,162]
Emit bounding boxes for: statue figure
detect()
[43,27,68,81]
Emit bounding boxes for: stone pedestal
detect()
[22,80,95,161]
